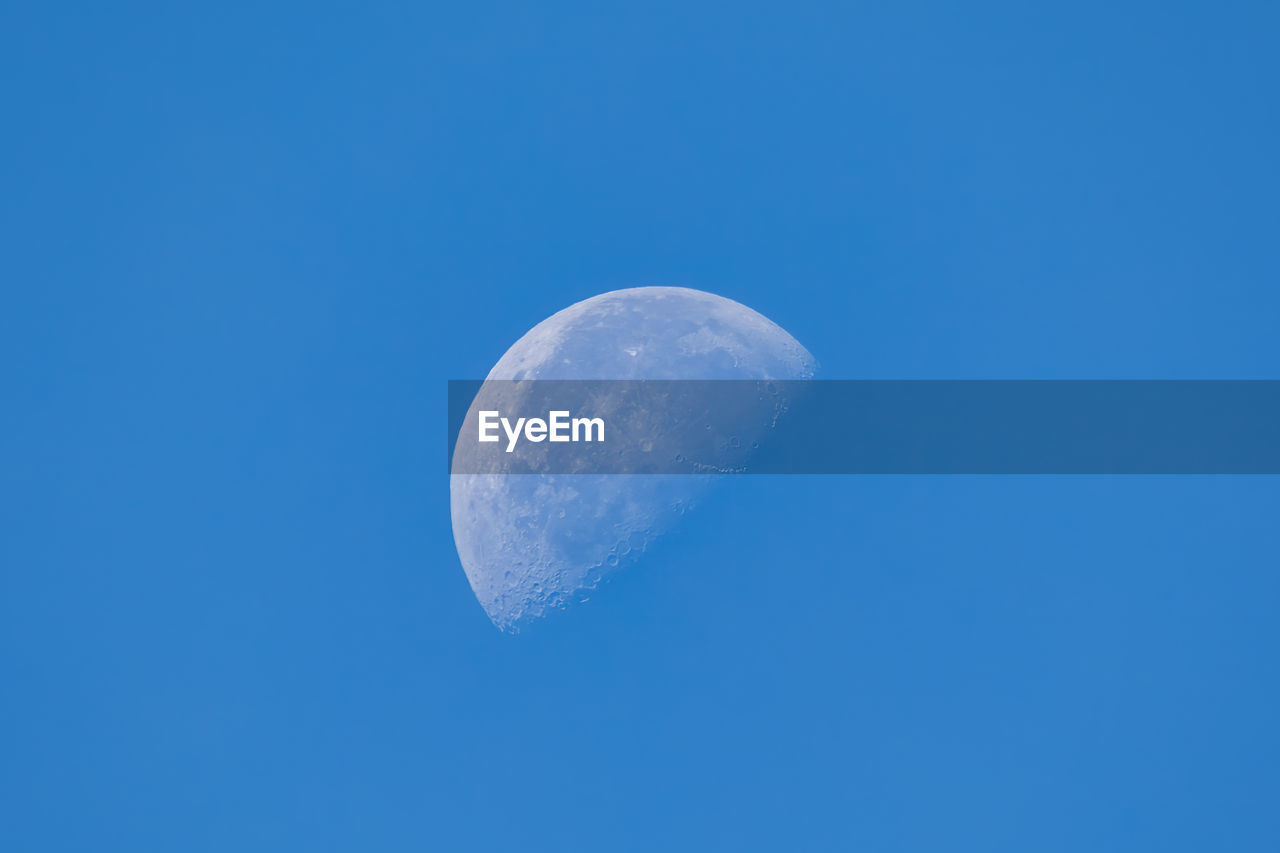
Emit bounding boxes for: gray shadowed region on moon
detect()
[450,286,817,632]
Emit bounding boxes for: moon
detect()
[450,286,816,631]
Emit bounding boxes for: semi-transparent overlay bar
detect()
[448,380,1280,474]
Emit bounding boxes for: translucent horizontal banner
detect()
[448,380,1280,474]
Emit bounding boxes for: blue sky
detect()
[3,1,1278,850]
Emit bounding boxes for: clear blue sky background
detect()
[3,2,1278,850]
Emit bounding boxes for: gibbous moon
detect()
[451,286,816,631]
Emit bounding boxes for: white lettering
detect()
[501,416,526,453]
[573,416,605,442]
[480,411,605,452]
[478,411,500,443]
[548,410,571,442]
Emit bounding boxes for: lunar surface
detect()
[450,286,816,631]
